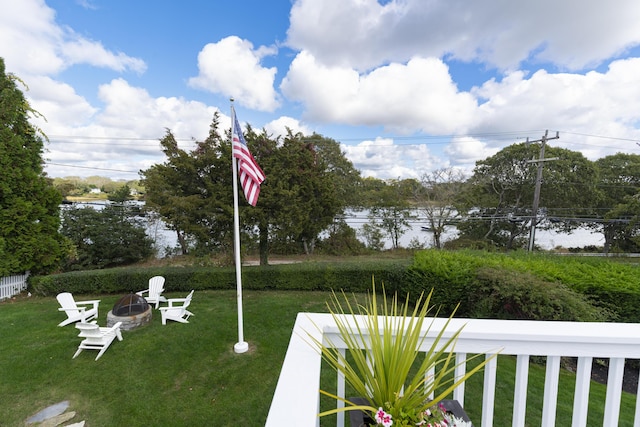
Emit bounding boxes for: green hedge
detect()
[404,250,640,322]
[29,251,640,322]
[29,259,412,297]
[468,267,613,322]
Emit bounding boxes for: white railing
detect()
[266,313,640,427]
[0,271,30,300]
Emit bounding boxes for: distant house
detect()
[89,188,101,194]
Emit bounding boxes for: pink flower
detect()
[375,408,393,427]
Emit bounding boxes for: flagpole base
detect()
[234,341,249,354]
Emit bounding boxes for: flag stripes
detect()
[232,112,265,206]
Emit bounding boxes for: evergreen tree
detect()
[0,58,66,275]
[61,205,154,270]
[141,116,358,264]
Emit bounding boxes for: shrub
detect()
[468,267,615,322]
[403,250,491,314]
[316,221,367,255]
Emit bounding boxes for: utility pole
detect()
[527,130,560,251]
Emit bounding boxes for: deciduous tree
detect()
[457,142,599,250]
[417,168,467,249]
[367,180,415,249]
[592,153,640,253]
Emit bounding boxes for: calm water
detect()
[342,211,603,250]
[66,202,604,253]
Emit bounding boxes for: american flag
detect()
[232,112,265,206]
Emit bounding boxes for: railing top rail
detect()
[319,313,640,357]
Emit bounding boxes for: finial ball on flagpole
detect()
[230,97,234,103]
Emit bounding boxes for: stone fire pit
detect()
[107,293,152,330]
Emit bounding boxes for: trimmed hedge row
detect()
[29,250,640,322]
[29,259,412,297]
[403,250,640,322]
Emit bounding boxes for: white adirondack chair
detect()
[159,290,194,325]
[56,292,100,327]
[72,321,123,361]
[136,276,167,309]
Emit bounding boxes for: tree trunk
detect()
[176,230,188,255]
[303,238,316,255]
[259,222,269,266]
[603,224,615,254]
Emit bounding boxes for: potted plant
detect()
[309,281,497,427]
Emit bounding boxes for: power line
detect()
[45,129,639,146]
[560,131,640,143]
[47,163,140,174]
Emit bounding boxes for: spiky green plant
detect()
[311,281,497,426]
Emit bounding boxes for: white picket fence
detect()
[0,272,30,300]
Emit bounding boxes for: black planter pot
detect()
[347,397,472,427]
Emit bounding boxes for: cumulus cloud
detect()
[28,78,218,179]
[188,36,279,112]
[0,0,145,76]
[444,136,497,169]
[26,76,98,127]
[4,0,640,182]
[287,0,640,71]
[281,52,477,133]
[471,57,640,154]
[97,79,216,139]
[263,116,312,140]
[341,138,438,179]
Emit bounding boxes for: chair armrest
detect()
[76,299,100,308]
[136,290,148,296]
[108,321,123,331]
[59,306,87,313]
[162,298,188,308]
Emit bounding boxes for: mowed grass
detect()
[1,290,638,426]
[0,290,331,426]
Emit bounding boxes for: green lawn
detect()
[0,290,331,426]
[1,290,637,426]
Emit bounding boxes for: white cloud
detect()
[188,36,279,112]
[96,79,217,140]
[29,78,219,179]
[263,116,312,140]
[341,138,437,180]
[471,57,640,155]
[287,0,640,71]
[4,0,640,183]
[444,137,497,168]
[26,75,98,126]
[0,0,145,76]
[281,52,477,133]
[63,38,146,73]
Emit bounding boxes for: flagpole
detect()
[231,98,248,354]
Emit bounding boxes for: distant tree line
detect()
[52,176,143,200]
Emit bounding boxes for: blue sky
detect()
[1,0,640,181]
